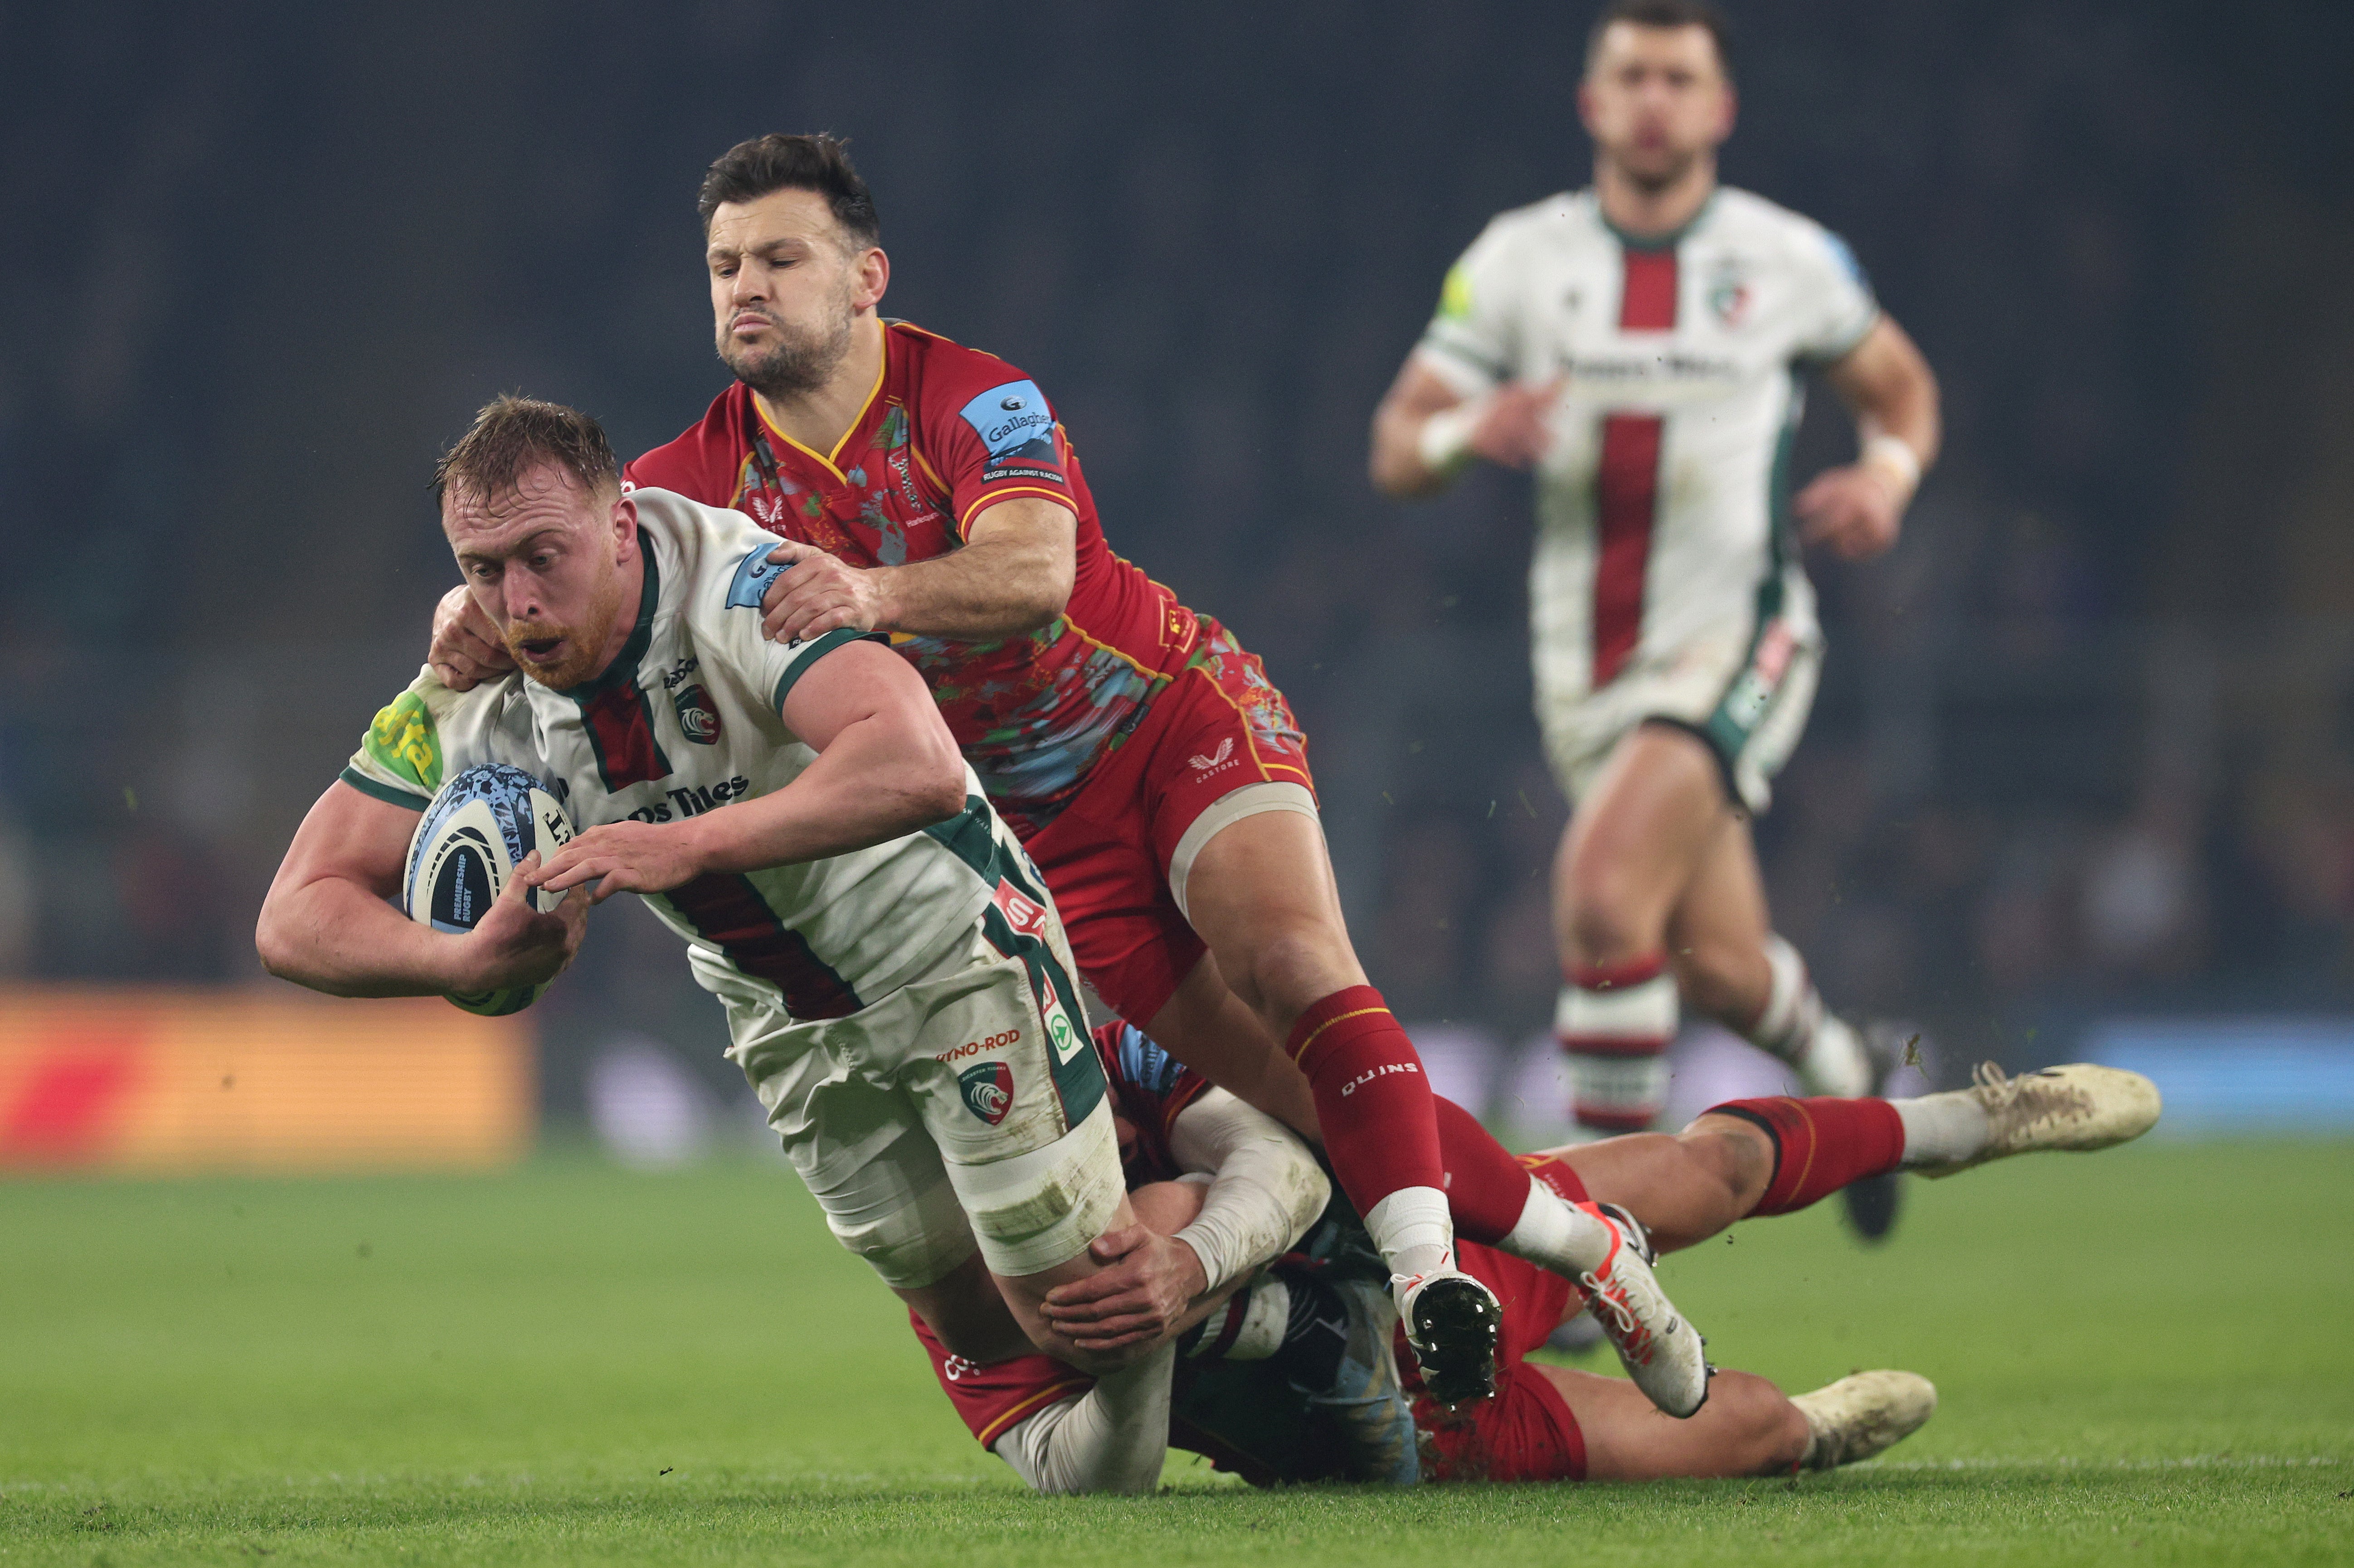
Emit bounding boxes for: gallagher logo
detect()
[959,1062,1015,1126]
[673,686,723,745]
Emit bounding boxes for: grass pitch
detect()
[3,1138,2348,1565]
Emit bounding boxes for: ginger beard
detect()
[502,550,626,691]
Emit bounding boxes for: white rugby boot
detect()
[1791,1370,1938,1469]
[1911,1063,2162,1179]
[1392,1267,1502,1407]
[1577,1203,1712,1418]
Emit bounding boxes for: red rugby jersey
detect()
[625,322,1201,836]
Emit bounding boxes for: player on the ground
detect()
[1369,0,1944,1238]
[922,1020,2159,1490]
[420,136,1692,1407]
[256,398,1169,1421]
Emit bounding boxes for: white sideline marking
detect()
[1873,1455,2344,1472]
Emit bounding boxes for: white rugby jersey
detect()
[341,487,1023,1021]
[1417,186,1878,695]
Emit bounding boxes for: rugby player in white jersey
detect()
[256,397,1177,1428]
[1370,0,1942,1235]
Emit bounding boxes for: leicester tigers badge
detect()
[673,685,722,745]
[959,1062,1015,1126]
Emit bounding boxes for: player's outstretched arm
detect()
[1370,356,1561,498]
[1794,315,1942,561]
[528,638,967,903]
[255,781,584,996]
[1041,1089,1328,1352]
[756,496,1077,646]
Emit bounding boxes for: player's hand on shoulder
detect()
[761,539,889,645]
[1037,1222,1210,1353]
[428,585,516,692]
[1795,462,1906,560]
[525,820,706,906]
[1468,377,1564,471]
[457,851,586,991]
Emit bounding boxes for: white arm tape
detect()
[1415,396,1488,474]
[1860,433,1922,497]
[990,1342,1175,1495]
[1166,1088,1331,1295]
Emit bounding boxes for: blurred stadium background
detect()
[6,0,2354,1173]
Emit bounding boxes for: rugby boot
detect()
[1577,1202,1712,1418]
[1393,1267,1502,1407]
[1913,1063,2161,1179]
[1791,1370,1938,1469]
[1295,1277,1420,1485]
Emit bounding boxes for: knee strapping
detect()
[825,1168,980,1290]
[946,1101,1126,1279]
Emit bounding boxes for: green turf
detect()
[3,1139,2349,1564]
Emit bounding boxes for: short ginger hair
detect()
[433,395,622,508]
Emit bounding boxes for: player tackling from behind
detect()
[257,397,1171,1418]
[424,136,1706,1408]
[932,1023,2158,1490]
[1371,0,1943,1233]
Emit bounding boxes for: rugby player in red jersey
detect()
[427,134,1696,1408]
[921,1021,2158,1491]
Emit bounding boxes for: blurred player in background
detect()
[927,1020,2159,1491]
[428,135,1708,1405]
[1369,0,1942,1239]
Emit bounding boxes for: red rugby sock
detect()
[1705,1095,1905,1216]
[1431,1094,1548,1243]
[1520,1151,1589,1208]
[1287,985,1449,1223]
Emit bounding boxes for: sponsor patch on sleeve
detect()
[724,543,789,610]
[362,689,442,795]
[1438,261,1474,322]
[958,379,1058,464]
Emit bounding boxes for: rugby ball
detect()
[402,764,576,1016]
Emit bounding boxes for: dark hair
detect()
[1586,0,1735,82]
[696,132,880,247]
[433,395,621,507]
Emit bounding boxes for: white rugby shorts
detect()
[720,899,1121,1290]
[1538,580,1822,815]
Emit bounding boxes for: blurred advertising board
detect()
[0,988,533,1174]
[2086,1017,2354,1135]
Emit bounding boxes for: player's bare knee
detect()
[1677,1116,1773,1219]
[1227,924,1355,1022]
[1560,893,1656,969]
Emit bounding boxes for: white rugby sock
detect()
[1498,1175,1615,1277]
[1749,936,1872,1097]
[1363,1186,1454,1282]
[1893,1092,1990,1168]
[1559,956,1678,1133]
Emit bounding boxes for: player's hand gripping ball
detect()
[402,764,578,1015]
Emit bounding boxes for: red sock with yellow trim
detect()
[1288,985,1453,1277]
[1432,1096,1618,1275]
[1705,1096,1905,1216]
